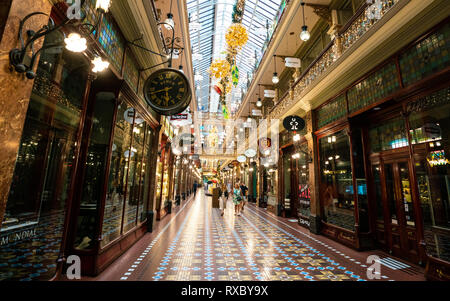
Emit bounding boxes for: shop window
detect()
[319,130,355,231]
[399,22,450,87]
[369,117,408,153]
[408,87,450,262]
[283,153,292,211]
[140,127,154,222]
[123,113,146,233]
[0,32,88,280]
[74,92,116,250]
[372,165,384,221]
[100,104,133,248]
[297,144,310,219]
[352,128,369,232]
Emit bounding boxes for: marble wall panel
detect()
[0,0,52,227]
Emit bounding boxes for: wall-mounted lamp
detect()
[9,0,111,79]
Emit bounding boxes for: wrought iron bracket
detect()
[127,21,179,72]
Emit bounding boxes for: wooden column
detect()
[0,0,53,227]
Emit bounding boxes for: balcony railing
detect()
[268,0,401,119]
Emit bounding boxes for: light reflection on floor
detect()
[149,193,364,281]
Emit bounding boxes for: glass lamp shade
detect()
[256,98,262,107]
[272,72,279,84]
[300,25,310,41]
[164,14,175,30]
[64,33,87,53]
[92,57,109,73]
[95,0,111,12]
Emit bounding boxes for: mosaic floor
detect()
[94,190,425,281]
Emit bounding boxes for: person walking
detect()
[240,182,248,212]
[219,184,227,216]
[233,183,243,216]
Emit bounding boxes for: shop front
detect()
[0,1,162,279]
[312,19,450,279]
[279,130,311,226]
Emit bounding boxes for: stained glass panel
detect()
[316,94,347,129]
[348,62,400,114]
[98,13,125,72]
[399,22,450,87]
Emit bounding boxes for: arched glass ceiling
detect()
[187,0,283,114]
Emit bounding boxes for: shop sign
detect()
[170,114,188,120]
[0,228,37,246]
[264,89,276,98]
[298,217,310,227]
[252,109,262,116]
[284,57,301,68]
[283,115,305,132]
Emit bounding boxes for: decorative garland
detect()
[209,0,247,119]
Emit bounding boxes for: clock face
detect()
[143,68,192,115]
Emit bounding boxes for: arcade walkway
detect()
[93,190,425,281]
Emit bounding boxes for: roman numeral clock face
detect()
[143,68,192,116]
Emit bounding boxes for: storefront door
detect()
[372,156,420,262]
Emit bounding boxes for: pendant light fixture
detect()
[164,0,175,30]
[300,2,310,42]
[256,84,262,107]
[272,54,279,84]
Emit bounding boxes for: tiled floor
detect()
[93,189,425,281]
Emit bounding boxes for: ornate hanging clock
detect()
[143,68,192,115]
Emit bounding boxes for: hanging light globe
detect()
[95,0,111,12]
[164,13,175,30]
[65,33,87,53]
[92,56,109,73]
[300,25,310,41]
[256,98,262,107]
[272,72,279,84]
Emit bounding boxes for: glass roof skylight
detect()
[187,0,283,114]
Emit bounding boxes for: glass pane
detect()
[399,163,415,226]
[283,152,291,211]
[74,92,116,250]
[409,92,450,261]
[123,112,144,233]
[100,104,133,248]
[140,127,153,222]
[319,130,355,231]
[0,34,87,280]
[297,144,310,218]
[352,128,369,232]
[384,164,398,224]
[372,165,384,221]
[369,117,408,153]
